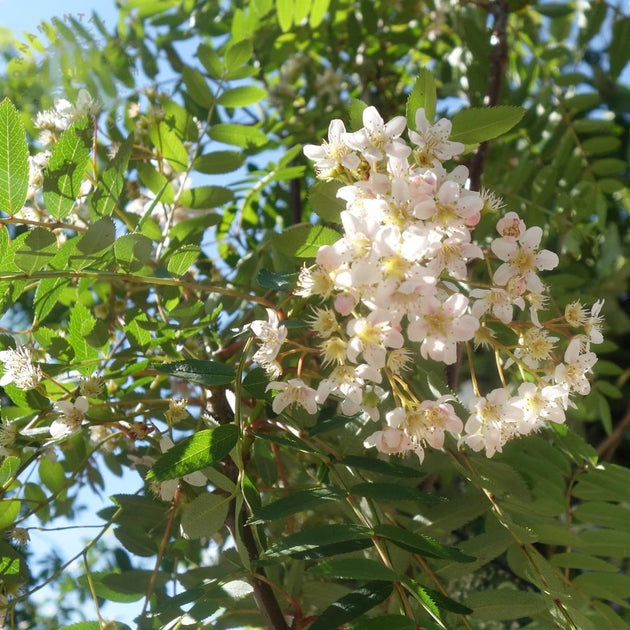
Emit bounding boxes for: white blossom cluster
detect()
[251,105,604,462]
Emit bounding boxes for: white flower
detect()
[364,427,417,457]
[0,345,43,390]
[165,399,188,424]
[346,312,404,369]
[409,108,464,164]
[514,382,566,434]
[158,437,206,502]
[491,226,559,294]
[343,106,410,163]
[303,119,361,176]
[50,396,89,439]
[407,293,479,365]
[266,378,318,415]
[495,212,526,241]
[470,287,524,324]
[79,374,105,398]
[554,338,597,395]
[251,309,287,378]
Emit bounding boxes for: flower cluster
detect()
[252,105,604,461]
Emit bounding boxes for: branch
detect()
[468,0,510,191]
[597,404,630,461]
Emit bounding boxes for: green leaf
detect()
[449,106,525,144]
[463,588,547,620]
[264,524,372,558]
[102,570,169,596]
[146,425,238,482]
[350,482,440,504]
[0,500,20,531]
[0,456,19,487]
[309,180,345,223]
[149,120,189,172]
[339,455,424,478]
[573,572,630,606]
[349,99,368,131]
[309,0,331,27]
[350,616,415,630]
[68,300,98,368]
[406,70,437,128]
[272,224,340,258]
[256,269,295,291]
[43,116,92,219]
[14,228,58,273]
[218,85,267,108]
[276,0,293,31]
[573,463,630,502]
[0,99,28,215]
[156,359,235,386]
[114,233,153,272]
[166,244,199,276]
[248,487,346,524]
[180,492,230,539]
[610,16,630,79]
[179,185,234,209]
[225,39,253,71]
[39,457,66,494]
[92,133,133,217]
[59,623,103,630]
[581,136,622,156]
[574,501,630,531]
[208,123,268,149]
[374,524,474,561]
[193,150,246,174]
[309,581,393,630]
[403,578,471,615]
[182,65,213,108]
[309,558,398,581]
[77,217,116,256]
[197,43,224,79]
[550,552,619,573]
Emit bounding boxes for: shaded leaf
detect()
[310,558,398,581]
[406,70,437,127]
[180,492,230,539]
[156,359,235,386]
[248,487,346,524]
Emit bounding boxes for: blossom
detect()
[491,225,559,293]
[346,312,404,369]
[407,293,479,364]
[303,119,361,176]
[79,374,105,398]
[50,396,89,439]
[409,108,464,164]
[470,287,524,324]
[0,345,43,391]
[165,399,189,424]
[251,309,287,378]
[343,106,410,163]
[266,379,318,415]
[565,299,604,344]
[514,382,566,434]
[554,338,597,395]
[364,427,416,457]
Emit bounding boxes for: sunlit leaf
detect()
[0,99,28,215]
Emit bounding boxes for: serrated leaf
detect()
[114,233,153,272]
[309,581,393,630]
[339,455,424,478]
[92,133,133,217]
[180,492,230,539]
[182,65,213,108]
[550,552,619,573]
[43,116,92,219]
[350,615,415,630]
[310,558,398,581]
[350,482,440,504]
[166,244,199,276]
[156,359,235,386]
[150,120,189,172]
[208,123,268,149]
[573,572,630,606]
[264,524,371,558]
[248,487,346,524]
[0,99,28,215]
[449,106,525,144]
[179,185,234,209]
[218,85,267,108]
[309,179,344,223]
[193,150,245,174]
[68,300,98,368]
[406,70,437,127]
[14,227,57,273]
[272,224,340,258]
[463,588,547,620]
[77,217,116,256]
[374,524,474,561]
[146,425,238,482]
[0,500,20,531]
[0,456,19,487]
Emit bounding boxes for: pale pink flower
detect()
[347,312,404,369]
[554,338,597,395]
[251,309,287,378]
[266,378,318,415]
[495,212,526,241]
[491,226,559,293]
[514,382,566,434]
[364,427,416,457]
[407,293,479,364]
[470,287,524,324]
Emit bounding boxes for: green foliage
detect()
[0,0,627,628]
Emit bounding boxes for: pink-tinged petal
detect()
[451,315,479,341]
[56,401,75,415]
[342,153,361,171]
[490,238,517,261]
[75,397,89,413]
[494,302,514,324]
[385,407,406,428]
[493,263,515,286]
[524,271,544,294]
[437,180,459,204]
[519,226,542,250]
[444,293,469,317]
[335,293,356,316]
[413,199,437,220]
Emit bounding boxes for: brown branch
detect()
[597,404,630,461]
[210,387,290,630]
[289,177,301,225]
[468,0,510,191]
